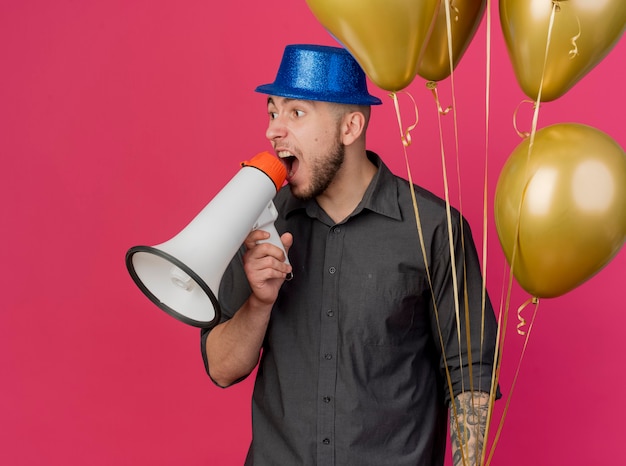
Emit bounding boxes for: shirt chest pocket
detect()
[341,270,430,346]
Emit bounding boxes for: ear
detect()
[340,111,366,146]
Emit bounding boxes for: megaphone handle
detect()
[253,202,291,267]
[259,223,291,266]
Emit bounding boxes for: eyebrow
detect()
[267,96,306,107]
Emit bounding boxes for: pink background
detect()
[1,1,624,465]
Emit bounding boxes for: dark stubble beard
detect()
[292,137,345,201]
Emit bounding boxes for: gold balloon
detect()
[494,123,626,298]
[500,0,626,102]
[305,0,440,91]
[417,0,487,82]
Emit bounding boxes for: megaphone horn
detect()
[126,151,288,328]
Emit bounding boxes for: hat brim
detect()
[255,83,382,106]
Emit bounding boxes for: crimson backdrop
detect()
[1,1,624,465]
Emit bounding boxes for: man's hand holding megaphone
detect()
[243,229,293,307]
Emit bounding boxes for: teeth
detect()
[278,151,294,159]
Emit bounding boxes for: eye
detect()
[268,111,278,120]
[291,109,305,118]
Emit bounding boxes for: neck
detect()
[316,149,377,224]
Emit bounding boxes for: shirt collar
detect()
[283,151,402,222]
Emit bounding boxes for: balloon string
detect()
[506,1,557,301]
[390,92,463,465]
[389,91,419,147]
[485,174,531,466]
[439,3,473,464]
[487,155,539,458]
[486,298,540,465]
[509,1,557,306]
[442,1,462,226]
[487,9,558,464]
[480,1,498,464]
[443,0,464,386]
[484,260,510,466]
[433,81,464,411]
[529,0,558,125]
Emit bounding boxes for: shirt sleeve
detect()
[428,213,499,405]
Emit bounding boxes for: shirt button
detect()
[328,266,336,274]
[334,227,341,234]
[323,396,331,403]
[322,438,331,445]
[324,353,333,360]
[326,309,334,317]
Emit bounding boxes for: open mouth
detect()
[277,151,298,179]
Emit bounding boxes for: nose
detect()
[266,115,287,142]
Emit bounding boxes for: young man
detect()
[202,44,498,466]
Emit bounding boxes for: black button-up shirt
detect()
[202,152,498,466]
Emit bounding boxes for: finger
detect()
[243,230,270,250]
[244,257,292,291]
[246,253,291,274]
[280,232,294,253]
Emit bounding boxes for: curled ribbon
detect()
[426,81,452,115]
[389,91,419,147]
[450,1,459,22]
[512,100,537,139]
[552,0,581,58]
[516,296,539,336]
[568,16,581,59]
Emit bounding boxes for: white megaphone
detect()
[126,151,289,328]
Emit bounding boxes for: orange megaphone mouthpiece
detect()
[241,151,286,191]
